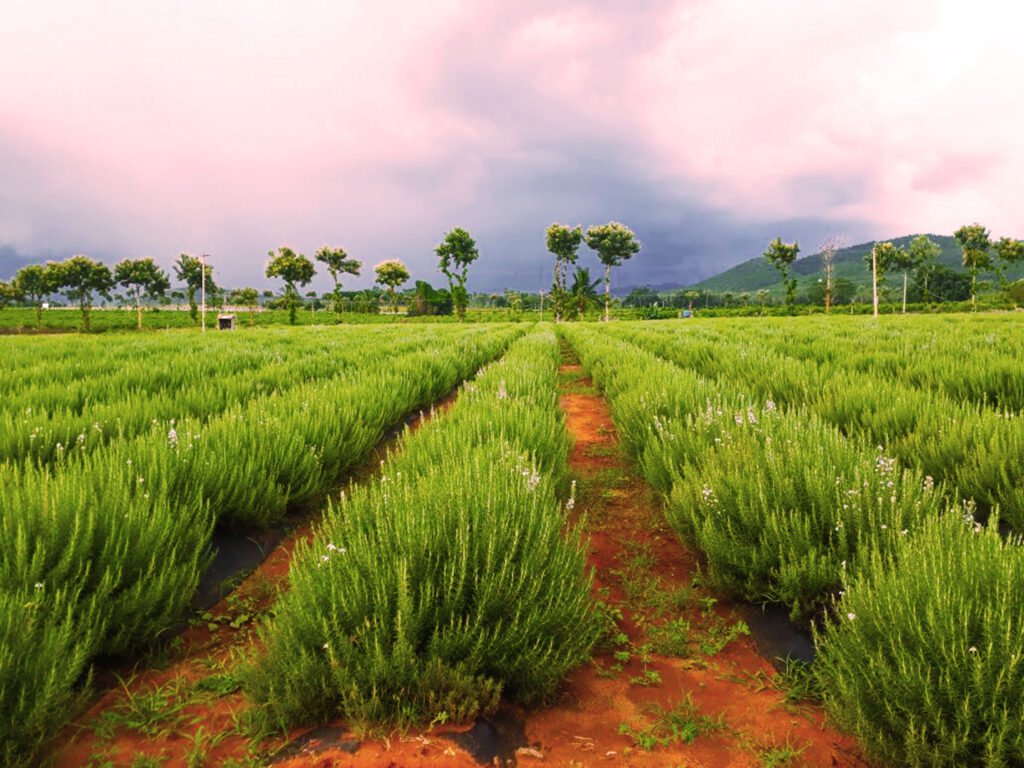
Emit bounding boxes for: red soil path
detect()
[49,369,866,768]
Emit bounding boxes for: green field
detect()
[3,315,1024,766]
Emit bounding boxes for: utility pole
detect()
[539,290,545,321]
[872,247,879,319]
[200,253,208,333]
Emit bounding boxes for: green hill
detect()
[685,234,1024,298]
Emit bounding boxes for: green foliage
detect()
[618,696,722,750]
[546,223,583,321]
[246,331,597,727]
[815,515,1024,767]
[954,223,993,306]
[313,246,361,315]
[115,258,171,329]
[0,325,519,765]
[265,247,316,325]
[992,237,1024,290]
[53,255,114,331]
[762,237,799,306]
[374,259,410,311]
[909,235,942,301]
[12,263,61,327]
[435,227,479,321]
[173,254,215,324]
[584,222,640,320]
[407,280,452,317]
[0,587,100,768]
[229,287,260,325]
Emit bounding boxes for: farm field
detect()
[2,315,1023,768]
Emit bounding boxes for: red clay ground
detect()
[49,367,867,768]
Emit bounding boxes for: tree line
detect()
[0,221,642,329]
[763,224,1024,317]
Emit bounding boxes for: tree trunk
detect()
[604,264,612,322]
[35,302,42,329]
[972,272,977,309]
[872,250,879,318]
[902,271,907,314]
[81,300,91,332]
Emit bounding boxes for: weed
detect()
[618,696,724,750]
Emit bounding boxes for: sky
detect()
[1,0,1022,293]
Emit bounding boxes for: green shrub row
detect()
[0,325,462,466]
[246,330,598,727]
[0,325,518,768]
[570,319,1024,766]
[815,516,1024,767]
[610,322,1024,528]
[561,325,944,623]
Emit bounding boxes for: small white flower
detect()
[34,582,44,590]
[327,543,338,551]
[847,612,856,621]
[969,646,978,653]
[323,642,330,650]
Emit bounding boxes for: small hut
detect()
[217,313,237,330]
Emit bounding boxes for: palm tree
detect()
[569,267,602,320]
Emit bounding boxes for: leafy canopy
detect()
[953,223,992,272]
[374,259,410,290]
[546,224,583,264]
[435,228,479,282]
[114,258,170,301]
[266,247,316,290]
[314,246,361,284]
[584,222,640,268]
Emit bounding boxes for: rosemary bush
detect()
[247,331,597,726]
[815,515,1024,767]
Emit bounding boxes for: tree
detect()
[585,222,641,322]
[993,237,1024,291]
[435,228,479,321]
[890,246,920,314]
[755,288,771,309]
[0,280,11,311]
[504,289,523,314]
[230,287,260,326]
[114,258,170,330]
[407,280,452,317]
[864,241,901,318]
[12,263,60,328]
[266,247,316,325]
[173,254,215,324]
[930,266,972,302]
[908,235,942,303]
[568,267,601,319]
[314,246,361,317]
[374,259,410,313]
[953,223,993,309]
[819,236,842,312]
[545,224,583,321]
[763,238,799,308]
[53,255,114,331]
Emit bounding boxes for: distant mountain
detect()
[683,234,1024,295]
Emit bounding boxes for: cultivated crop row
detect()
[660,315,1024,413]
[0,324,520,768]
[246,329,597,727]
[564,321,1024,767]
[0,326,464,466]
[608,322,1024,527]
